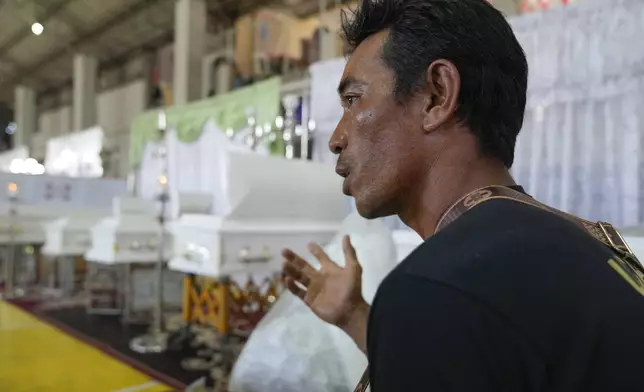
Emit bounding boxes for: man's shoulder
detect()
[404,198,611,276]
[384,198,616,308]
[371,198,628,348]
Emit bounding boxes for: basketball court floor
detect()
[0,300,172,392]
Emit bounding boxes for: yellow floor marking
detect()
[0,301,171,392]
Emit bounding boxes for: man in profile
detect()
[282,0,644,391]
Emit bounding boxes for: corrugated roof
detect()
[0,0,321,105]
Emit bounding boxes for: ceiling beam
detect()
[99,31,174,72]
[3,0,171,89]
[0,0,78,59]
[33,0,85,34]
[37,31,174,100]
[0,54,21,68]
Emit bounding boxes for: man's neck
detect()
[399,156,515,239]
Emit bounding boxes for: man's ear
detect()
[422,59,460,133]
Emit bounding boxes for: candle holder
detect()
[3,182,21,298]
[300,118,316,161]
[227,107,276,153]
[273,96,316,160]
[281,94,299,160]
[130,110,171,354]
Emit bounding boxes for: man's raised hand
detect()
[282,235,365,328]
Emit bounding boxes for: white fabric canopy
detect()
[136,120,266,216]
[0,146,29,172]
[309,0,644,228]
[44,126,104,178]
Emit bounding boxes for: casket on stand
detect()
[43,214,104,256]
[170,149,347,324]
[84,197,182,320]
[169,151,347,279]
[39,176,126,299]
[41,211,109,297]
[0,173,125,298]
[86,197,170,264]
[167,149,348,373]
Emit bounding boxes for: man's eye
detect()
[346,96,357,106]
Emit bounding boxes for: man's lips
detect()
[335,165,350,178]
[341,174,351,194]
[335,165,351,194]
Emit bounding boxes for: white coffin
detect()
[0,173,126,245]
[169,152,349,278]
[41,211,109,256]
[0,205,59,244]
[84,197,171,264]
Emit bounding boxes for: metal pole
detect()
[154,110,169,333]
[154,185,168,333]
[302,117,315,161]
[4,182,18,298]
[130,109,169,354]
[282,94,298,160]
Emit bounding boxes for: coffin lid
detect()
[175,151,349,223]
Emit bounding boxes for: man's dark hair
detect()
[341,0,528,167]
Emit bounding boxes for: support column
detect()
[73,54,97,131]
[13,86,36,150]
[142,50,158,108]
[173,0,206,105]
[215,29,235,96]
[318,0,337,61]
[318,29,338,61]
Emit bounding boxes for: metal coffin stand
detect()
[83,197,181,321]
[41,211,111,300]
[0,174,125,300]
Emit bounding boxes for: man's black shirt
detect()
[367,193,644,391]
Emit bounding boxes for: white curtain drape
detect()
[136,120,264,216]
[44,126,105,178]
[511,0,644,227]
[309,0,644,228]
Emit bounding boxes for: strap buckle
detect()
[598,222,644,276]
[598,221,635,256]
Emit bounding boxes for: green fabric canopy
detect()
[129,77,282,168]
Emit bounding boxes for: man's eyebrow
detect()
[337,77,364,95]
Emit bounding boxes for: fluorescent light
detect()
[31,22,44,36]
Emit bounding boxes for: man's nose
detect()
[328,126,347,155]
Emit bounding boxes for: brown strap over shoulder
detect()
[353,185,644,392]
[437,186,639,260]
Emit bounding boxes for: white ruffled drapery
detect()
[44,126,105,178]
[511,0,644,227]
[309,0,644,229]
[136,120,264,217]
